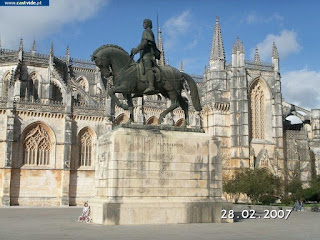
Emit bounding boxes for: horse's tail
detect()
[181,72,202,111]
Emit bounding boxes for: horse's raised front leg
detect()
[159,93,179,124]
[125,94,134,123]
[108,86,129,110]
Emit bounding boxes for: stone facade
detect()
[0,18,318,206]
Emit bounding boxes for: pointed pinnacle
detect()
[32,39,36,52]
[66,45,70,55]
[272,41,279,59]
[180,61,184,72]
[232,42,236,54]
[254,47,260,64]
[210,16,225,61]
[240,41,245,54]
[50,42,54,55]
[236,37,241,51]
[19,37,23,51]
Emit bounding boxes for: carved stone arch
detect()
[249,78,273,141]
[249,77,273,99]
[1,71,11,99]
[70,87,86,105]
[114,113,129,125]
[50,79,64,102]
[26,71,40,100]
[146,116,158,125]
[50,68,68,103]
[77,127,96,167]
[21,121,56,167]
[175,118,185,127]
[76,76,89,92]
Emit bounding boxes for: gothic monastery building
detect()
[0,17,319,206]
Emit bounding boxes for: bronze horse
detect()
[91,44,202,125]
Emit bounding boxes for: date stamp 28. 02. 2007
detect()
[221,209,292,220]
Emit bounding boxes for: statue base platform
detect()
[90,125,232,225]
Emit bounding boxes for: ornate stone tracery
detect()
[250,81,266,139]
[79,129,93,166]
[23,124,51,165]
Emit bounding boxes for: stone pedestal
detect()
[90,125,232,225]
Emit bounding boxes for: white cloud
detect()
[252,30,301,61]
[163,10,191,49]
[186,39,198,49]
[282,68,320,109]
[245,12,284,24]
[0,0,108,49]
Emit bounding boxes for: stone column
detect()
[311,109,320,139]
[13,79,21,101]
[135,97,144,124]
[61,95,72,206]
[1,86,15,205]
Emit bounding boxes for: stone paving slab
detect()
[0,207,319,240]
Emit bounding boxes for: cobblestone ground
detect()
[0,207,319,240]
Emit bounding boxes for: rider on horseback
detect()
[131,19,161,94]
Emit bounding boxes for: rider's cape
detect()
[141,29,161,60]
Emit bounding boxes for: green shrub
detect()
[280,196,292,206]
[259,194,277,205]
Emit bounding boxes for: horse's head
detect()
[91,48,112,78]
[92,44,133,79]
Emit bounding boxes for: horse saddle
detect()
[137,61,161,83]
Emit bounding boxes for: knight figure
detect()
[131,19,161,94]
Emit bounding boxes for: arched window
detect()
[175,118,185,127]
[50,82,63,102]
[114,113,129,125]
[146,116,158,125]
[23,124,51,165]
[26,73,39,100]
[250,81,265,139]
[79,129,93,167]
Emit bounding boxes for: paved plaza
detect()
[0,207,319,240]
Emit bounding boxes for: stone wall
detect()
[90,126,231,225]
[285,130,312,183]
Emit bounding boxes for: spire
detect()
[272,42,279,59]
[254,47,260,65]
[50,42,54,56]
[166,58,169,65]
[236,37,241,51]
[232,42,236,54]
[0,37,2,49]
[65,45,70,65]
[31,39,36,55]
[19,38,23,51]
[180,61,184,72]
[240,41,245,54]
[210,16,225,64]
[157,26,165,66]
[272,42,279,72]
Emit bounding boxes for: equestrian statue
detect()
[91,19,202,126]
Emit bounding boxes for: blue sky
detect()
[1,0,320,109]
